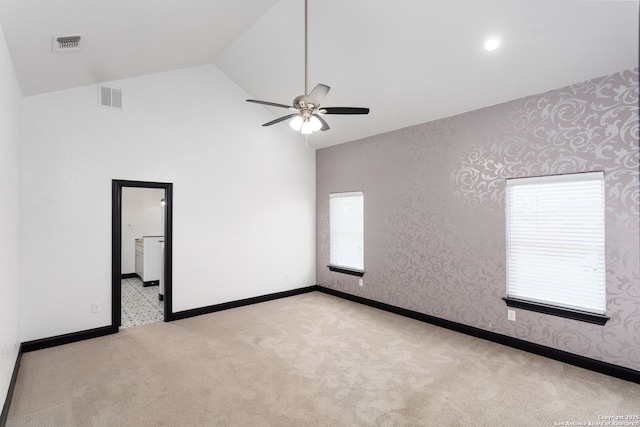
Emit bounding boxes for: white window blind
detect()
[330,192,364,271]
[505,172,606,315]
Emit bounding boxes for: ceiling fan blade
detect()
[305,84,330,106]
[313,114,330,131]
[320,107,370,115]
[262,113,299,127]
[247,99,293,109]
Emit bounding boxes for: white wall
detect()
[21,64,316,341]
[121,187,165,274]
[0,24,22,403]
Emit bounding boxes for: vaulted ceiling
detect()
[0,0,637,148]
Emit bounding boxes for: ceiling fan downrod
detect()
[304,0,308,96]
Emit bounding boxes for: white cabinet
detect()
[159,240,165,301]
[135,236,163,286]
[135,239,143,277]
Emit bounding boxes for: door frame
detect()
[112,179,173,328]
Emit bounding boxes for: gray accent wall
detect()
[316,68,640,371]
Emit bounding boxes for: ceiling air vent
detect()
[99,86,123,109]
[52,34,83,53]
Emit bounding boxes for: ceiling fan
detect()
[246,0,369,135]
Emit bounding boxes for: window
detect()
[329,192,364,276]
[504,172,608,325]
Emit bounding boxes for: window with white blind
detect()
[504,171,608,325]
[329,192,364,276]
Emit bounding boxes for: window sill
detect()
[503,297,609,326]
[328,265,365,277]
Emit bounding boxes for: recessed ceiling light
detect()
[484,38,500,52]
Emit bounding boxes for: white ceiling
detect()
[0,0,638,149]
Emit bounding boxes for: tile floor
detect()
[121,277,164,328]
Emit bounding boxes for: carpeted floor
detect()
[6,292,640,426]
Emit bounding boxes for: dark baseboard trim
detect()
[143,281,159,287]
[0,345,23,427]
[120,273,138,279]
[317,286,640,384]
[18,286,319,353]
[21,326,117,353]
[169,285,319,321]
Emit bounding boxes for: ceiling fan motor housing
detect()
[293,95,311,110]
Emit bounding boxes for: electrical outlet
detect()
[285,274,289,281]
[358,278,363,287]
[507,309,516,321]
[92,303,101,313]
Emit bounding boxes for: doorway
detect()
[112,180,173,329]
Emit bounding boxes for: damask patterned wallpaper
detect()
[316,68,640,371]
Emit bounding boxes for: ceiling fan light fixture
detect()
[290,115,304,131]
[301,119,313,135]
[309,115,322,132]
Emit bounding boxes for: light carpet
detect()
[6,292,640,426]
